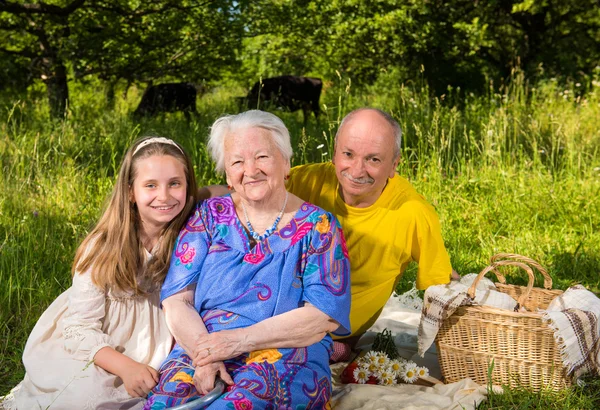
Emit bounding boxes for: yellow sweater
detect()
[287,162,452,337]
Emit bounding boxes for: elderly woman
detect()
[147,110,351,409]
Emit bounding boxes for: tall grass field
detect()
[1,73,600,408]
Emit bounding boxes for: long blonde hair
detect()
[72,137,198,294]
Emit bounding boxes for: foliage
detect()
[70,1,243,84]
[0,0,245,117]
[3,0,599,111]
[479,376,600,409]
[237,0,600,94]
[372,328,400,360]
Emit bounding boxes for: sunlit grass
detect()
[1,73,599,407]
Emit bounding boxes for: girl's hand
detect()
[121,361,160,397]
[193,362,234,395]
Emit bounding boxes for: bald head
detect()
[336,108,402,160]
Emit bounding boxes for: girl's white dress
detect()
[2,251,172,410]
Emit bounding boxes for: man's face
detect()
[333,110,399,207]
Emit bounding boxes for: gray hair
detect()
[336,108,402,159]
[207,110,293,173]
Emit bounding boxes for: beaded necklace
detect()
[241,191,289,242]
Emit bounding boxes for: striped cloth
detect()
[417,283,472,357]
[543,285,600,380]
[417,276,518,356]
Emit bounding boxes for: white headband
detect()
[132,137,184,156]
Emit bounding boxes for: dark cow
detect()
[134,82,198,120]
[241,76,322,123]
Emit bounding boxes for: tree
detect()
[70,1,243,89]
[0,0,244,117]
[0,0,85,117]
[236,0,600,94]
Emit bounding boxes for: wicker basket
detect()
[435,254,571,391]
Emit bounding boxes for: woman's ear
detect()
[284,160,291,180]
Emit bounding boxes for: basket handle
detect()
[467,260,535,311]
[490,253,553,290]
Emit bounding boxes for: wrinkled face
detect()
[333,110,399,207]
[130,154,187,230]
[224,127,290,203]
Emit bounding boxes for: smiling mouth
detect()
[152,205,176,211]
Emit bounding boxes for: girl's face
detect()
[130,154,187,232]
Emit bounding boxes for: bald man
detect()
[285,108,454,354]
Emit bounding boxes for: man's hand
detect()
[451,269,461,281]
[121,361,159,397]
[193,362,234,395]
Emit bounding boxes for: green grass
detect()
[1,73,600,408]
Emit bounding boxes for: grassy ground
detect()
[1,74,600,408]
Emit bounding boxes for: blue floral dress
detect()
[147,196,351,410]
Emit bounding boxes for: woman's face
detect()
[224,127,290,204]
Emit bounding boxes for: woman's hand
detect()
[193,362,234,395]
[195,304,339,368]
[121,361,160,397]
[192,330,245,367]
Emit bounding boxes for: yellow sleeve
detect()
[286,164,314,201]
[408,201,453,289]
[286,163,337,209]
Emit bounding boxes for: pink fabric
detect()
[330,341,353,363]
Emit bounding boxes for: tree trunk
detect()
[45,60,69,119]
[105,79,117,110]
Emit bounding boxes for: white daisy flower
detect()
[363,351,379,364]
[389,359,403,376]
[416,366,429,378]
[367,362,379,374]
[395,357,410,369]
[376,368,394,381]
[401,366,419,383]
[356,356,367,367]
[353,366,370,384]
[375,353,390,368]
[381,376,396,386]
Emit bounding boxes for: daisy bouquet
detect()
[340,328,429,385]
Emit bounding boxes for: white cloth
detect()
[418,277,518,356]
[459,273,496,291]
[331,375,486,410]
[543,285,600,380]
[331,292,489,409]
[2,253,172,410]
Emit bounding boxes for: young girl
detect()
[2,137,198,410]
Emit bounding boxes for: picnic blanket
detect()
[330,291,489,409]
[331,375,486,410]
[543,285,600,380]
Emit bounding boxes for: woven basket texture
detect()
[435,254,571,391]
